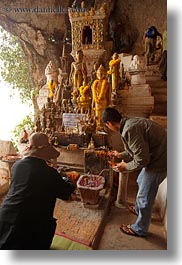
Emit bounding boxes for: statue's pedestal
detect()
[118,83,154,117]
[128,83,151,96]
[130,70,146,85]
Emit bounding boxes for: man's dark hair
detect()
[102,107,122,123]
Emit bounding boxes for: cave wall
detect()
[0,0,73,113]
[110,0,167,54]
[0,0,167,106]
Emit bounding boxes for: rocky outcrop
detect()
[0,0,116,112]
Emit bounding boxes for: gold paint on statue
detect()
[91,65,111,130]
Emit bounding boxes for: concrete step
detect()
[145,70,167,116]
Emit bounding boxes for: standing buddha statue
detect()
[45,60,58,99]
[69,49,87,91]
[107,52,121,92]
[91,65,112,131]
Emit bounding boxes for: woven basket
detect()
[77,174,105,205]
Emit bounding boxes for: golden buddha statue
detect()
[47,79,57,99]
[69,50,87,90]
[91,64,112,130]
[78,81,92,113]
[45,60,58,99]
[107,52,121,92]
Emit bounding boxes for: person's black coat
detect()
[0,157,75,250]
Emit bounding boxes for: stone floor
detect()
[97,199,167,250]
[52,180,167,250]
[97,175,167,250]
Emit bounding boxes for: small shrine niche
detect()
[68,4,113,76]
[68,6,106,52]
[82,25,92,45]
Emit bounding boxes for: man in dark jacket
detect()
[102,107,167,237]
[0,132,76,249]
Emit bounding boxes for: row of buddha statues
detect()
[68,49,123,92]
[37,49,143,137]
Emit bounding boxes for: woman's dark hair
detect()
[102,107,122,123]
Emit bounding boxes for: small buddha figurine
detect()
[55,70,68,105]
[20,128,29,143]
[129,54,145,71]
[45,97,52,110]
[91,65,112,131]
[53,136,59,146]
[107,52,121,92]
[71,90,79,111]
[35,116,42,132]
[88,137,95,150]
